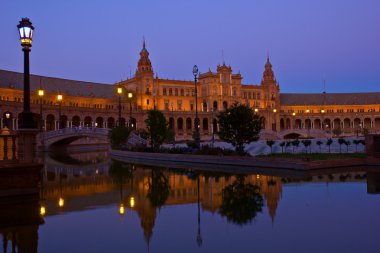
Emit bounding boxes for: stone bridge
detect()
[38,127,110,150]
[259,129,330,140]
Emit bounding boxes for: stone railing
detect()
[0,129,18,162]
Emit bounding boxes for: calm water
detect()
[1,150,380,253]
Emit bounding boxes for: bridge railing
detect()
[41,127,109,139]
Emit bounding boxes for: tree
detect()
[217,103,262,154]
[108,125,131,149]
[147,169,170,208]
[353,139,360,153]
[145,109,169,151]
[302,140,312,153]
[338,138,346,153]
[316,140,323,153]
[292,139,300,153]
[279,141,286,153]
[326,138,333,153]
[266,140,275,153]
[219,176,264,225]
[332,127,342,137]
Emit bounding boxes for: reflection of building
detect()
[2,40,380,139]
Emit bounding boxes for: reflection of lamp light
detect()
[40,205,46,216]
[58,197,64,207]
[256,175,260,179]
[129,197,135,208]
[119,203,125,215]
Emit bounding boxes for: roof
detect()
[280,92,380,106]
[0,69,116,99]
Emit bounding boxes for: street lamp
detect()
[193,65,200,149]
[171,102,175,147]
[17,18,36,129]
[57,94,63,129]
[38,89,44,131]
[128,92,133,129]
[117,87,123,126]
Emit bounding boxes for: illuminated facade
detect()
[1,40,380,139]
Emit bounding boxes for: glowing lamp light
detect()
[128,92,133,98]
[273,109,277,113]
[254,108,258,113]
[17,18,34,47]
[57,94,63,101]
[306,109,310,113]
[38,89,44,97]
[40,205,46,216]
[117,87,123,94]
[119,204,125,215]
[321,109,325,113]
[5,112,10,119]
[292,112,296,116]
[58,197,64,207]
[130,197,135,208]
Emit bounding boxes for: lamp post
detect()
[193,65,200,149]
[171,102,175,147]
[128,92,133,129]
[57,94,63,129]
[38,89,44,131]
[17,18,36,129]
[117,87,123,126]
[211,108,215,147]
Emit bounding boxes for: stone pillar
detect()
[12,119,16,130]
[0,118,3,129]
[15,119,18,130]
[17,129,39,163]
[44,120,47,131]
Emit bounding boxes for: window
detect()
[164,99,169,110]
[175,88,178,96]
[163,88,167,96]
[337,109,344,113]
[248,92,251,99]
[169,88,173,96]
[252,92,256,99]
[257,92,261,99]
[327,109,334,113]
[347,109,354,113]
[146,99,150,105]
[180,89,184,96]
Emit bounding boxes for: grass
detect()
[258,152,366,160]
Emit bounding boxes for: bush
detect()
[108,125,131,150]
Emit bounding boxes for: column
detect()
[15,119,18,130]
[12,119,16,130]
[0,118,3,129]
[44,120,47,131]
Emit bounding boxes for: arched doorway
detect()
[60,115,68,128]
[202,101,207,112]
[314,119,321,129]
[84,116,92,127]
[130,118,136,130]
[169,117,174,130]
[213,101,218,111]
[72,116,80,127]
[343,118,351,129]
[96,117,104,128]
[305,119,311,129]
[107,117,115,128]
[295,119,302,129]
[202,118,208,132]
[2,112,13,129]
[186,117,192,131]
[364,118,371,128]
[223,101,228,110]
[280,118,285,130]
[177,117,183,131]
[46,114,55,131]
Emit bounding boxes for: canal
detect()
[1,149,379,253]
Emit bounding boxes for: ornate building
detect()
[1,40,380,139]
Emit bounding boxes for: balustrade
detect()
[0,132,18,162]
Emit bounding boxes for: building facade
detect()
[1,41,380,140]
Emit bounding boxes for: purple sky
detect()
[0,0,379,93]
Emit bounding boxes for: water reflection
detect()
[3,150,379,252]
[219,175,264,225]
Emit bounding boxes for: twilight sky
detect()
[0,0,379,93]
